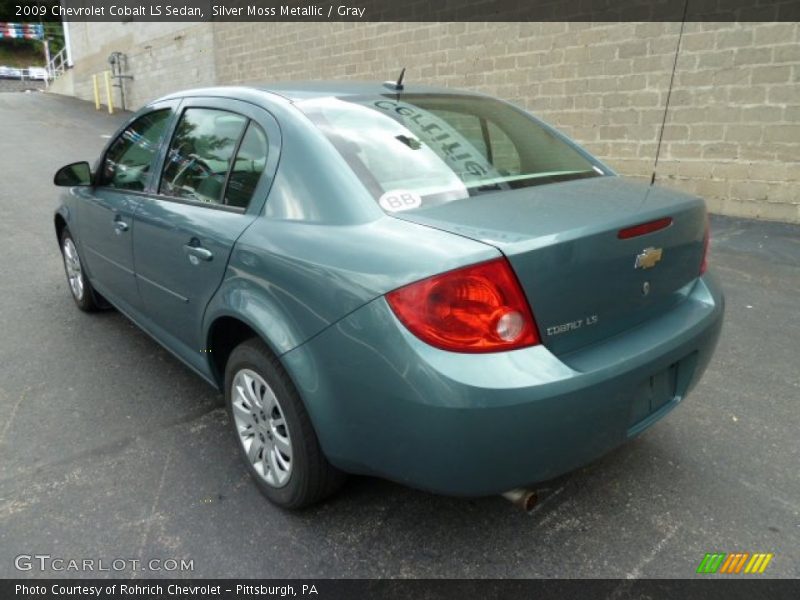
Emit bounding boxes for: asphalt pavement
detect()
[0,91,798,579]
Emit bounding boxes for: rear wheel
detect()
[225,338,345,509]
[60,228,101,312]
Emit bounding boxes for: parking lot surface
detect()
[0,92,798,579]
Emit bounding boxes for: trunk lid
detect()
[394,177,707,355]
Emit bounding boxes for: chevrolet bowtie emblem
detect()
[635,247,663,269]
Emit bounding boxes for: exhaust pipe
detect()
[501,488,538,512]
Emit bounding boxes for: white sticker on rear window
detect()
[378,190,422,212]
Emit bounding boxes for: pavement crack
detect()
[0,385,36,446]
[134,446,173,578]
[624,521,680,581]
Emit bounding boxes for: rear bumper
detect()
[282,273,724,496]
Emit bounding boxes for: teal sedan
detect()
[54,82,724,509]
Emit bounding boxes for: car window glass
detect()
[429,109,488,158]
[488,122,521,175]
[160,108,247,205]
[224,121,268,209]
[428,110,521,176]
[100,109,171,191]
[301,95,600,209]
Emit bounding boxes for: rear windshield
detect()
[299,94,604,212]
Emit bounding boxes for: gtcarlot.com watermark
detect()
[14,553,194,573]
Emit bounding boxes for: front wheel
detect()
[60,228,101,312]
[225,338,345,509]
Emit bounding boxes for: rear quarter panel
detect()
[203,215,499,358]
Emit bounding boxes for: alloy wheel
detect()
[62,238,84,301]
[231,368,293,488]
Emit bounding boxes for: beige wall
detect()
[53,22,216,108]
[51,22,800,223]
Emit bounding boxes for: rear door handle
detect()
[184,244,213,263]
[113,219,129,233]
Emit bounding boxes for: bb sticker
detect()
[378,190,422,212]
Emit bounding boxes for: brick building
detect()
[50,21,800,222]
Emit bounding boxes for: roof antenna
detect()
[651,0,689,186]
[383,67,405,92]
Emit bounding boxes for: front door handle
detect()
[113,219,129,233]
[184,244,213,263]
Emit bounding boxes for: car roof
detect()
[254,81,483,101]
[157,81,486,104]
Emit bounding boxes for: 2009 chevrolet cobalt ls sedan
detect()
[54,82,724,508]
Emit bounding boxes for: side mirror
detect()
[54,162,92,187]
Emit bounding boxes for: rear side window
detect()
[300,94,602,211]
[224,122,268,209]
[100,109,171,191]
[160,108,247,206]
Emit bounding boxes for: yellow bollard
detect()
[103,70,113,114]
[92,74,100,110]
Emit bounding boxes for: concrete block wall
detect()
[51,22,216,110]
[212,21,800,223]
[51,21,800,222]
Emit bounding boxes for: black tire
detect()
[59,227,102,312]
[224,338,345,509]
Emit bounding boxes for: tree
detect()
[0,1,64,63]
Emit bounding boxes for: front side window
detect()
[100,109,171,191]
[300,94,602,211]
[160,108,247,206]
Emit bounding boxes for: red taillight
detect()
[617,217,673,239]
[700,217,710,275]
[386,258,540,353]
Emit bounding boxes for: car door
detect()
[132,98,280,367]
[77,104,177,311]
